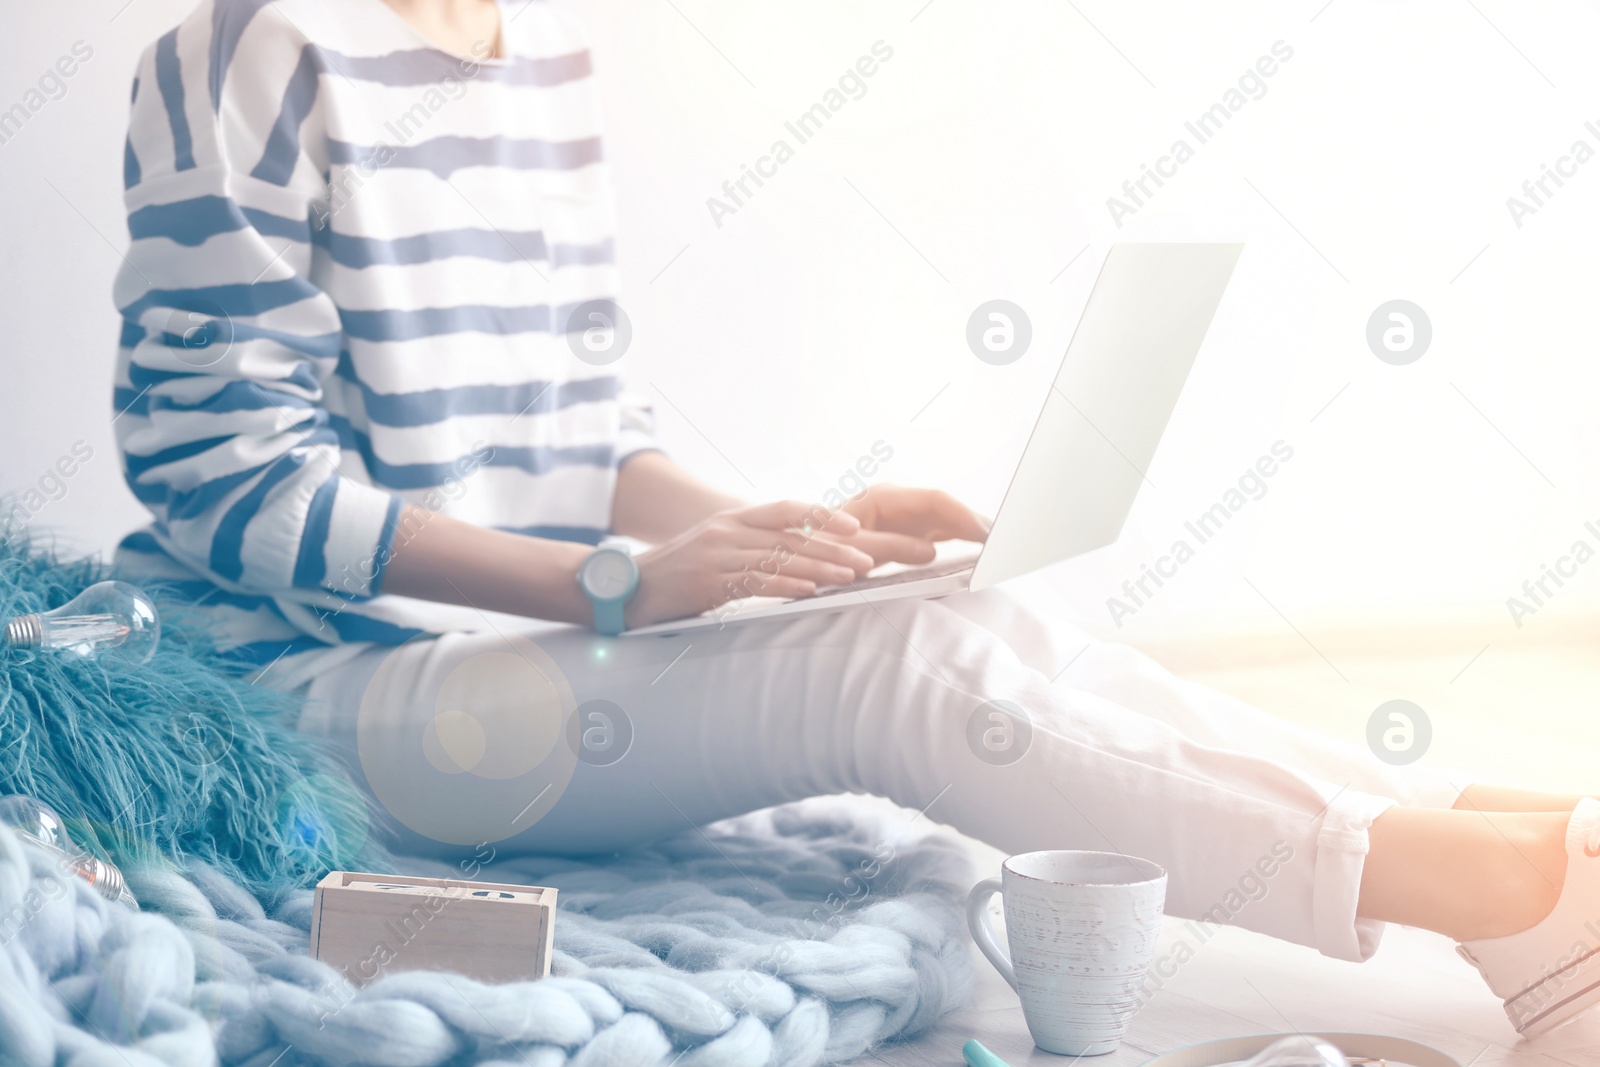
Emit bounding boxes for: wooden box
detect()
[310,871,557,986]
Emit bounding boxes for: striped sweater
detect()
[113,0,654,677]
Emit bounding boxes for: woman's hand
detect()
[625,501,876,627]
[836,484,991,567]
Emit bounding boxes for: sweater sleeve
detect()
[615,382,659,465]
[114,5,401,601]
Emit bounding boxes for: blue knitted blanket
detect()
[0,541,973,1065]
[0,797,974,1067]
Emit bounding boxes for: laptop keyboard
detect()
[807,554,979,599]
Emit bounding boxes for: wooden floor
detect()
[872,617,1600,1065]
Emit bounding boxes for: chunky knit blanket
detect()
[0,540,973,1065]
[0,797,974,1067]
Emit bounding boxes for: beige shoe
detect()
[1456,797,1600,1036]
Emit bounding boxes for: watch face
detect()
[582,551,634,598]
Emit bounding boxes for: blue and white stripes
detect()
[113,0,654,670]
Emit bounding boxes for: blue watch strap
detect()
[592,598,627,637]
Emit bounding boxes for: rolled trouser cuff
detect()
[1314,789,1396,961]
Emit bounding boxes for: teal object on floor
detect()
[0,533,385,898]
[965,1037,1013,1067]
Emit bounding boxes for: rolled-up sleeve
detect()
[115,10,401,599]
[614,383,659,466]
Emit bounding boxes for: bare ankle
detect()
[1455,812,1567,941]
[1361,808,1568,941]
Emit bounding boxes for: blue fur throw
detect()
[0,535,383,899]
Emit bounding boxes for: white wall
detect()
[5,0,1599,644]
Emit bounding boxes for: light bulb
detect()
[1239,1036,1349,1067]
[4,580,160,665]
[0,795,138,908]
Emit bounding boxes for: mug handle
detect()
[965,877,1016,991]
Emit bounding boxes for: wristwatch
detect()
[577,538,640,636]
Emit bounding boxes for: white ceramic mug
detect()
[967,850,1168,1057]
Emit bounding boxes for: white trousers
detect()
[296,590,1462,962]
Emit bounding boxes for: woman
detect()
[114,0,1598,1037]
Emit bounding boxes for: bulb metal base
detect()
[4,614,41,649]
[84,857,129,904]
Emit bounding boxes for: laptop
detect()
[627,242,1244,636]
